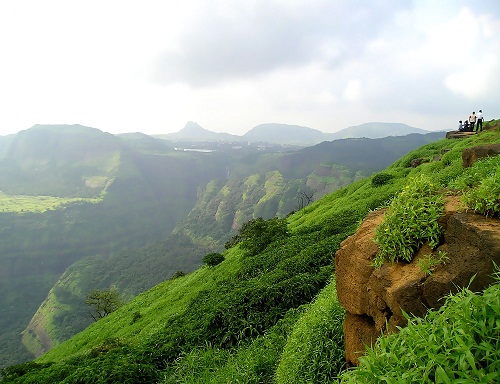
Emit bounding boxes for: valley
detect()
[0,123,444,368]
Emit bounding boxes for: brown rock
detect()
[462,144,500,168]
[343,313,380,366]
[446,131,475,139]
[335,210,384,315]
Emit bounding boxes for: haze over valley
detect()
[0,121,444,366]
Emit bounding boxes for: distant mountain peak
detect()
[179,122,209,135]
[243,123,325,145]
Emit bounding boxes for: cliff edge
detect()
[335,196,500,366]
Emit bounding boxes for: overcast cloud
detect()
[0,0,498,136]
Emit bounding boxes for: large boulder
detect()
[335,197,500,366]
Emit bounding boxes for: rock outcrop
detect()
[445,131,475,139]
[462,143,500,167]
[335,197,500,366]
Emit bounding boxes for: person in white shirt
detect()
[476,110,484,132]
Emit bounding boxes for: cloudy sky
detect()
[0,0,499,136]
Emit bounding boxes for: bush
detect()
[373,175,444,268]
[371,172,394,187]
[130,311,142,324]
[463,170,500,217]
[202,253,225,267]
[237,217,289,256]
[169,270,185,280]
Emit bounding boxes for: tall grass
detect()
[275,280,346,383]
[373,175,444,268]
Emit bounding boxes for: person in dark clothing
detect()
[464,120,469,132]
[458,120,465,132]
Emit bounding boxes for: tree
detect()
[239,217,289,256]
[202,252,225,267]
[85,287,124,321]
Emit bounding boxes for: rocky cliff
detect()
[335,194,500,366]
[335,190,500,366]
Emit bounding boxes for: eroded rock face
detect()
[462,144,500,167]
[335,198,500,366]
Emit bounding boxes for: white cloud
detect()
[342,80,361,102]
[0,0,498,136]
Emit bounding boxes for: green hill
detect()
[17,130,444,361]
[2,120,498,383]
[0,125,228,366]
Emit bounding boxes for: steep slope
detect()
[0,124,122,197]
[0,125,227,367]
[173,133,446,246]
[4,123,498,383]
[20,131,446,360]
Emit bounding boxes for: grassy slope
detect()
[2,121,499,383]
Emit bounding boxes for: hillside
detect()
[0,125,228,366]
[329,122,430,139]
[2,120,498,383]
[243,123,326,145]
[17,130,444,360]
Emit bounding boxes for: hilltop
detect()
[1,119,498,383]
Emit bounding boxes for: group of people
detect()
[458,110,484,133]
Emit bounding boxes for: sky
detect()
[0,0,499,137]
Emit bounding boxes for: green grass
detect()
[275,280,346,383]
[373,174,444,268]
[2,121,500,383]
[0,193,101,213]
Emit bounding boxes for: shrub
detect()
[130,311,142,324]
[169,270,185,280]
[202,252,225,267]
[463,170,500,217]
[237,217,289,256]
[371,172,394,187]
[373,175,444,268]
[417,250,448,275]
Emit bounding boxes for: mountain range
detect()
[155,121,434,145]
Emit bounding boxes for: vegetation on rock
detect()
[373,174,444,268]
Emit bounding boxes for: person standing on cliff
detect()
[476,110,484,132]
[469,112,477,133]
